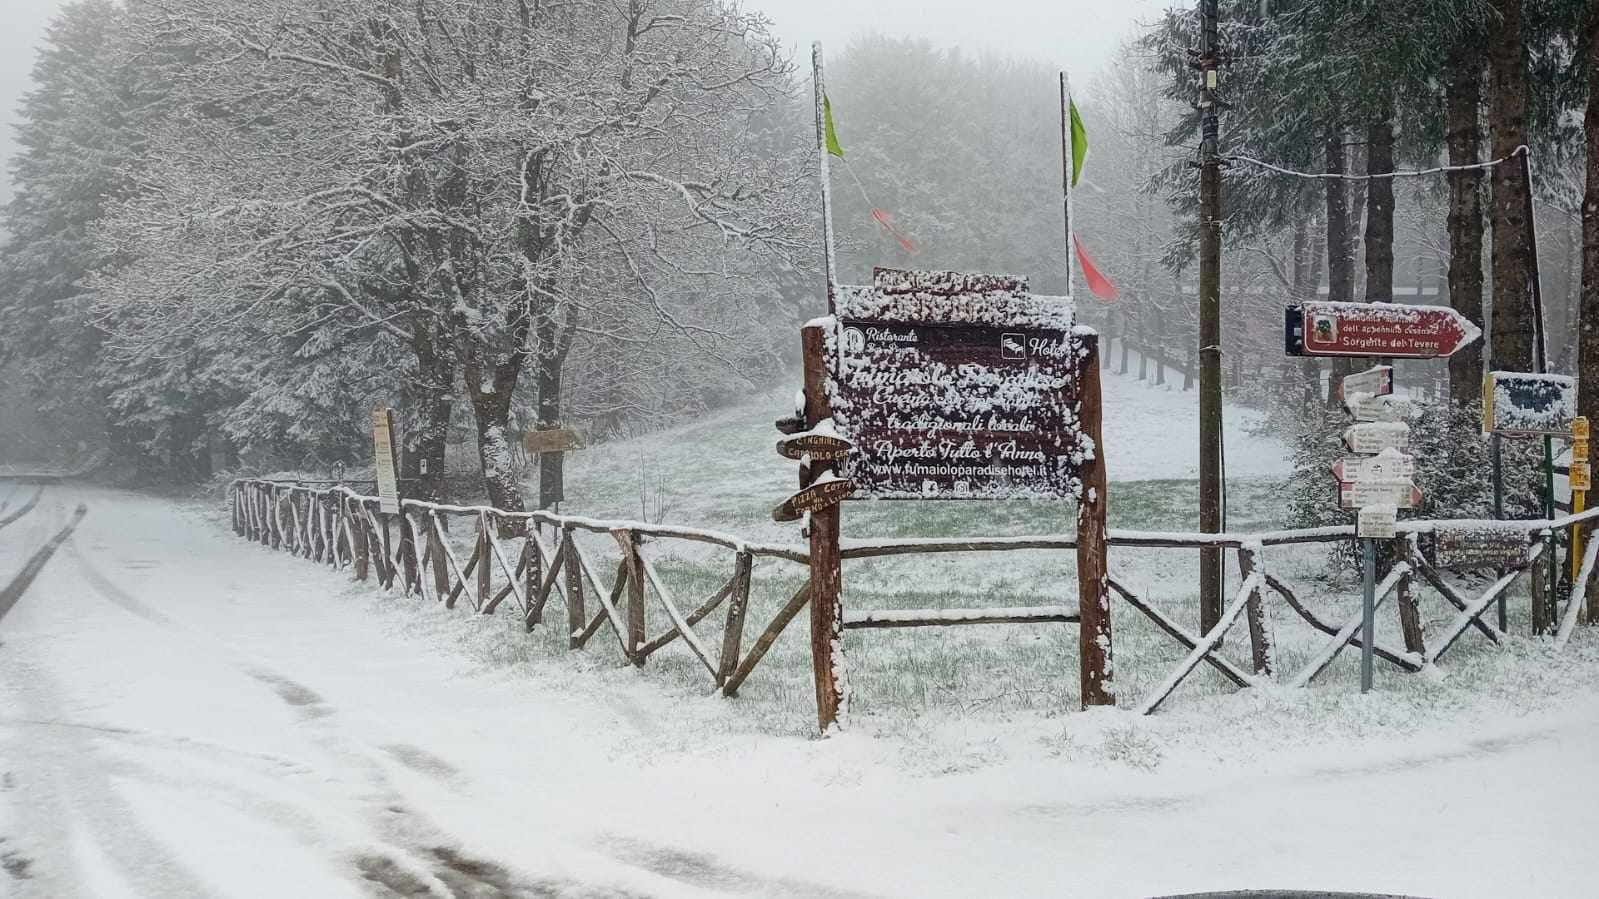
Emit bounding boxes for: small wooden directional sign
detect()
[1285,301,1481,358]
[1344,392,1411,422]
[1331,449,1415,483]
[1339,478,1422,510]
[1339,365,1393,402]
[772,476,856,522]
[1357,504,1398,538]
[523,427,583,454]
[776,430,853,461]
[1342,421,1410,454]
[774,413,806,435]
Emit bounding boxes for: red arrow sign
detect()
[1292,301,1481,359]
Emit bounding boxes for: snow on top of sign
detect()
[836,284,1075,330]
[1492,372,1576,434]
[872,267,1029,295]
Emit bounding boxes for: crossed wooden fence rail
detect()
[231,479,1599,720]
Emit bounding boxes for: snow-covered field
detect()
[4,372,1599,897]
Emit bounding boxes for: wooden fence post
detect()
[477,514,492,611]
[563,526,585,650]
[1237,544,1273,675]
[525,530,541,627]
[427,513,451,598]
[351,498,370,581]
[801,323,847,732]
[1076,334,1114,707]
[717,551,754,686]
[1396,535,1425,654]
[617,530,646,665]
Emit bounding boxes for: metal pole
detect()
[1059,73,1076,299]
[812,42,838,314]
[1361,537,1376,694]
[1197,0,1225,633]
[1492,431,1507,630]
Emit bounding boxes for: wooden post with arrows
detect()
[800,324,846,732]
[1077,336,1114,706]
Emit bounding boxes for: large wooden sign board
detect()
[1434,524,1527,570]
[825,269,1087,500]
[371,407,401,514]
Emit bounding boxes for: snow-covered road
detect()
[2,485,1595,897]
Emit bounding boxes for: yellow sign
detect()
[1574,439,1590,462]
[372,407,401,514]
[1574,416,1590,441]
[1572,461,1592,492]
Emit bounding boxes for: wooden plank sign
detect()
[1331,449,1414,483]
[523,428,583,454]
[1357,504,1397,539]
[1435,524,1527,570]
[1483,372,1577,436]
[1285,301,1481,358]
[372,407,401,513]
[1339,479,1421,510]
[776,427,853,461]
[1574,416,1590,441]
[1339,365,1393,402]
[771,476,855,522]
[1343,392,1411,423]
[825,268,1085,500]
[1342,421,1410,454]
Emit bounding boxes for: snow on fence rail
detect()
[230,478,1599,723]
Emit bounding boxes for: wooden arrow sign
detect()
[1339,365,1393,402]
[776,431,853,461]
[772,476,856,522]
[774,413,806,435]
[1286,301,1481,359]
[1343,392,1411,422]
[1339,479,1422,510]
[1342,421,1410,454]
[1331,450,1415,483]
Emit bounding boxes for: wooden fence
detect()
[231,478,1599,727]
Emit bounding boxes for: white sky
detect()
[0,0,1176,205]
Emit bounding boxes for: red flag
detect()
[1073,234,1118,301]
[872,208,920,256]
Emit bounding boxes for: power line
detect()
[1224,145,1528,181]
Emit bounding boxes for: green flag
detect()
[1069,99,1087,186]
[823,94,844,158]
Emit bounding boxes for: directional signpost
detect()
[1285,301,1481,359]
[1329,372,1424,696]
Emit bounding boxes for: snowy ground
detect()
[4,369,1599,897]
[2,485,1599,898]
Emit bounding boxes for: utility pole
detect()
[1196,0,1224,632]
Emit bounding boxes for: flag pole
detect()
[813,42,839,313]
[1059,71,1075,299]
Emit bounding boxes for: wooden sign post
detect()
[800,323,847,732]
[372,407,401,514]
[1571,417,1590,613]
[780,267,1107,730]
